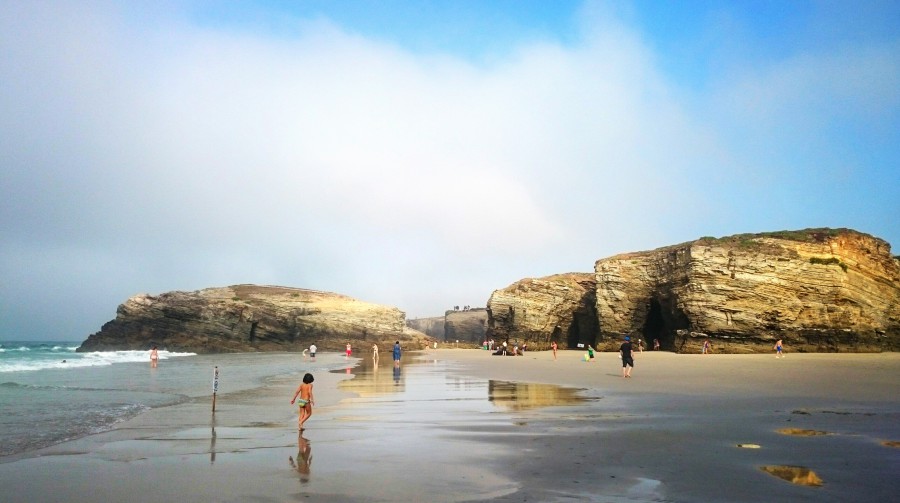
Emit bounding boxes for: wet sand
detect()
[1,349,898,502]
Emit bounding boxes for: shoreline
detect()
[1,349,898,502]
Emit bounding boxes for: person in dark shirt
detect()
[619,336,634,378]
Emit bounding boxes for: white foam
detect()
[0,350,196,373]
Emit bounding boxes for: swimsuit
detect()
[297,398,309,407]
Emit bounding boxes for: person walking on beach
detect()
[392,341,402,366]
[309,343,317,359]
[291,373,315,431]
[653,338,660,351]
[620,336,634,378]
[150,346,159,368]
[551,341,558,360]
[346,343,352,358]
[702,339,711,355]
[774,339,784,358]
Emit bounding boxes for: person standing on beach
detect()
[587,345,595,362]
[309,343,316,359]
[291,373,315,431]
[702,339,711,355]
[150,346,159,368]
[392,341,402,366]
[774,339,784,358]
[346,343,352,358]
[619,336,634,378]
[372,343,379,361]
[551,341,558,360]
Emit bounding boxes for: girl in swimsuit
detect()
[291,373,315,431]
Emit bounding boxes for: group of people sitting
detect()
[491,341,526,356]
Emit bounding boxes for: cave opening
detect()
[641,298,677,351]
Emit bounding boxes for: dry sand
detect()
[1,349,898,502]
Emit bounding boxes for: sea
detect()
[0,341,346,458]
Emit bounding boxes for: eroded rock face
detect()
[595,229,900,353]
[77,284,429,353]
[486,273,598,349]
[445,308,488,343]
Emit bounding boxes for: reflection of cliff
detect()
[337,357,404,396]
[487,380,585,411]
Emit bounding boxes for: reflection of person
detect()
[150,346,159,368]
[392,341,402,365]
[290,373,315,431]
[309,343,317,359]
[619,336,634,378]
[289,433,312,482]
[774,339,784,358]
[551,341,558,360]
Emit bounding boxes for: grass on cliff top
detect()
[696,227,863,247]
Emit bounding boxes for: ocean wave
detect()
[0,350,197,373]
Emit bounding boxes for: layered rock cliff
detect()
[486,273,598,349]
[596,229,900,353]
[445,308,488,343]
[486,229,900,353]
[78,284,430,353]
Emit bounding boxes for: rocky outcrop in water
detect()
[78,284,430,353]
[487,229,900,353]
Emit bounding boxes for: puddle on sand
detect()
[487,380,585,411]
[335,353,588,411]
[760,465,823,486]
[777,428,831,436]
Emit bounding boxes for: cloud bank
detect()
[2,2,897,339]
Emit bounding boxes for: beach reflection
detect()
[337,353,585,411]
[337,353,405,395]
[289,434,312,483]
[488,380,585,411]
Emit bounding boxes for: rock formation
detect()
[406,316,444,340]
[596,229,900,353]
[445,308,488,344]
[486,274,598,349]
[487,229,900,353]
[78,284,431,353]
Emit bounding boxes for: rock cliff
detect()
[78,284,430,353]
[595,229,900,353]
[485,229,900,353]
[486,274,598,349]
[445,308,488,343]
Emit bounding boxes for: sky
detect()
[2,0,898,341]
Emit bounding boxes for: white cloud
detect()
[2,2,898,339]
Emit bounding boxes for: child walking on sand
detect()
[291,373,315,431]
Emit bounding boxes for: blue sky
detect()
[2,0,898,341]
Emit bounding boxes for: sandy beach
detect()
[1,349,898,502]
